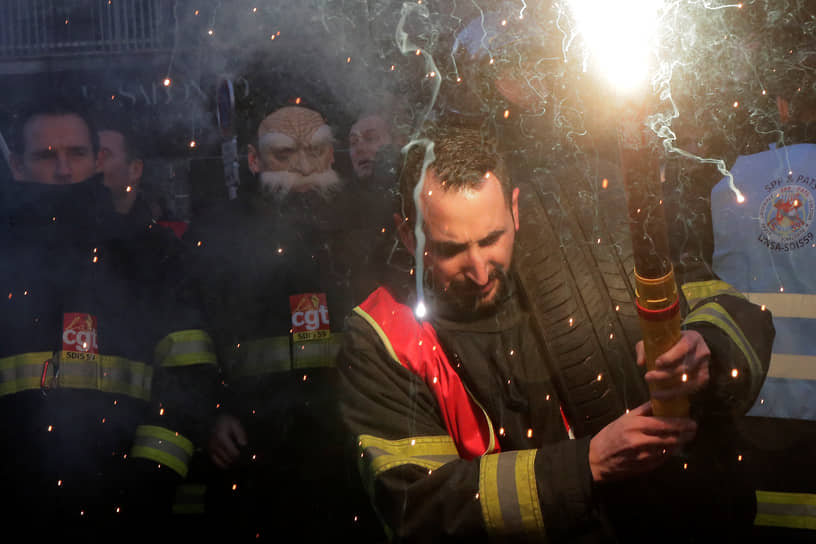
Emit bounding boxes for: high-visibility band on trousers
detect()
[155,329,217,368]
[0,351,153,400]
[131,424,194,478]
[756,490,816,530]
[479,450,546,539]
[232,334,343,378]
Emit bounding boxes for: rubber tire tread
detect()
[514,178,647,438]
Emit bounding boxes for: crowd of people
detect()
[0,10,796,537]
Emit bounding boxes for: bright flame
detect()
[415,301,427,318]
[569,0,662,93]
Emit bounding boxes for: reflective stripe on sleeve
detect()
[683,301,764,397]
[756,490,816,530]
[0,351,152,401]
[131,424,194,478]
[155,330,217,368]
[358,434,460,478]
[479,450,546,539]
[681,280,746,310]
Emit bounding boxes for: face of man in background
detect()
[98,129,143,214]
[10,114,97,184]
[248,106,339,198]
[412,168,520,316]
[349,114,393,180]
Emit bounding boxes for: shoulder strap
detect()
[355,287,500,460]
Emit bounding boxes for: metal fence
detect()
[0,0,171,58]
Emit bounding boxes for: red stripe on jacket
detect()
[358,287,499,460]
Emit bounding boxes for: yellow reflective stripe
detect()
[0,351,153,401]
[756,491,816,530]
[681,280,746,310]
[353,306,402,366]
[233,333,343,377]
[746,293,816,319]
[155,330,216,368]
[234,336,291,377]
[0,351,53,396]
[480,453,504,532]
[59,355,153,401]
[462,381,497,455]
[683,301,763,396]
[131,425,194,478]
[767,354,816,380]
[358,434,459,477]
[292,332,343,369]
[479,451,546,538]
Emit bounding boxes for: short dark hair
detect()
[398,125,512,224]
[8,97,99,156]
[95,111,143,162]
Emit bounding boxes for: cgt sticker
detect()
[62,312,99,360]
[289,293,330,342]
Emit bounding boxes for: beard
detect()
[258,169,342,201]
[434,265,513,319]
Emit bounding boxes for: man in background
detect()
[2,97,217,539]
[185,102,384,541]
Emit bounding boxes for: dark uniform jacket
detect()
[183,190,385,540]
[0,175,217,535]
[338,261,774,542]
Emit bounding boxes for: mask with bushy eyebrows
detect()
[256,106,334,174]
[252,106,339,197]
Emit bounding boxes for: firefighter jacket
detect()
[182,190,385,540]
[338,270,774,543]
[0,175,217,529]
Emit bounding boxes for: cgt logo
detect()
[289,293,330,340]
[292,305,330,330]
[62,312,99,354]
